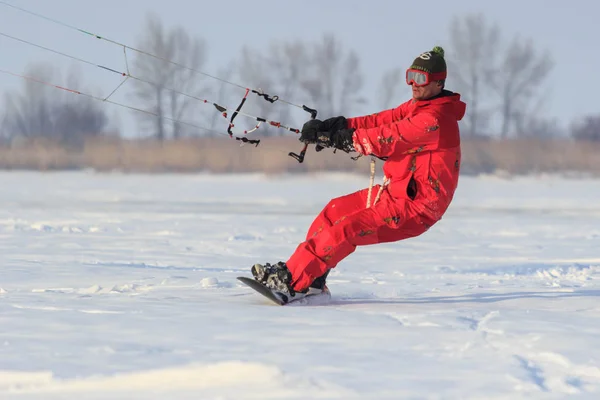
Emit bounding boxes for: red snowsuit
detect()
[286,90,467,291]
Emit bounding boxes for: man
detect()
[250,46,466,302]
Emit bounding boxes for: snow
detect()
[1,170,600,399]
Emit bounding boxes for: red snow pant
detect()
[285,183,436,291]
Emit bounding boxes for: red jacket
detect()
[348,91,466,222]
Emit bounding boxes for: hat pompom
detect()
[431,46,445,58]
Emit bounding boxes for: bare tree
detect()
[300,33,367,119]
[571,115,600,141]
[209,63,237,135]
[3,64,54,140]
[515,116,564,139]
[130,13,209,140]
[448,13,501,137]
[509,84,561,139]
[235,46,280,136]
[3,63,108,146]
[231,40,310,137]
[265,40,309,130]
[488,37,554,138]
[378,67,407,109]
[227,33,365,137]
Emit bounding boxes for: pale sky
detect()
[1,0,598,137]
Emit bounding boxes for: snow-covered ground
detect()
[1,170,599,399]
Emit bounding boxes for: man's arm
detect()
[352,112,441,157]
[347,103,407,130]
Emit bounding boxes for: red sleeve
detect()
[347,102,407,130]
[352,112,441,158]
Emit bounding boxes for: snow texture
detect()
[1,170,600,399]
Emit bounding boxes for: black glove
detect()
[313,128,356,153]
[300,119,323,143]
[300,116,348,144]
[320,116,347,133]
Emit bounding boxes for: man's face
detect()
[411,80,442,101]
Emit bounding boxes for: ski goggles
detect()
[406,68,447,87]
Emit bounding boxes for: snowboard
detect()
[237,276,331,306]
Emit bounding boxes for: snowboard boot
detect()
[251,262,331,303]
[309,270,330,290]
[251,262,295,297]
[305,270,331,297]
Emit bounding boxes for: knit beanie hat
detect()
[409,46,447,78]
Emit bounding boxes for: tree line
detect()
[2,12,598,145]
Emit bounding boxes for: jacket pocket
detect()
[406,175,417,200]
